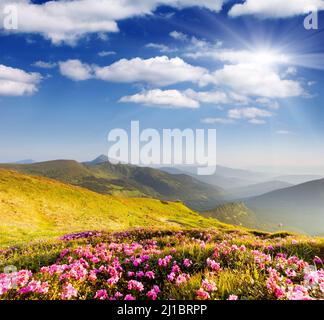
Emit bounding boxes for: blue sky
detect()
[0,0,324,174]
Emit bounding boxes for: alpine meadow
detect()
[1,0,324,302]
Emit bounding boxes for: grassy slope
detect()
[0,160,226,210]
[0,169,224,247]
[0,160,145,197]
[203,202,278,231]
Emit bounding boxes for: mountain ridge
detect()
[0,159,226,211]
[0,168,224,246]
[246,178,324,235]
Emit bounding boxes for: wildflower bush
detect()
[0,228,323,300]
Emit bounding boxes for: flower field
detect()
[1,228,324,300]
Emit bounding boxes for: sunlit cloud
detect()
[229,0,324,18]
[98,51,116,57]
[0,0,226,45]
[0,64,41,96]
[119,89,200,109]
[32,61,57,69]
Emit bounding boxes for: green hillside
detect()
[0,160,226,210]
[203,202,277,231]
[0,160,143,197]
[0,169,223,247]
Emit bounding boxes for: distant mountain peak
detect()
[89,154,109,165]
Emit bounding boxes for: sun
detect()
[252,49,290,66]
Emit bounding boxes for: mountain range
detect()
[0,168,222,246]
[226,180,294,199]
[2,156,324,235]
[246,179,324,235]
[0,157,226,211]
[160,165,323,190]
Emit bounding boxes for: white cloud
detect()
[170,0,224,12]
[120,87,249,109]
[228,107,273,122]
[248,118,267,125]
[145,43,176,53]
[94,56,208,86]
[184,89,247,105]
[0,64,41,96]
[202,117,235,124]
[0,0,225,45]
[59,57,207,86]
[256,98,280,110]
[202,107,273,126]
[59,60,93,81]
[58,52,304,100]
[179,37,298,106]
[32,61,57,69]
[206,63,304,98]
[282,66,297,77]
[184,89,230,104]
[120,89,199,109]
[171,31,223,60]
[98,51,116,57]
[229,0,324,18]
[276,130,294,135]
[170,31,188,41]
[204,49,289,65]
[182,41,304,99]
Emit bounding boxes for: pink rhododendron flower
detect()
[147,286,160,300]
[145,271,155,279]
[206,258,221,272]
[175,274,190,286]
[107,276,120,285]
[61,283,77,300]
[167,272,176,282]
[286,285,313,300]
[183,259,192,268]
[202,279,217,292]
[158,255,173,267]
[1,229,323,301]
[94,289,108,300]
[285,268,297,278]
[115,292,123,299]
[26,281,49,294]
[171,264,181,274]
[0,270,32,295]
[196,289,210,300]
[127,280,144,292]
[314,256,323,265]
[136,271,145,278]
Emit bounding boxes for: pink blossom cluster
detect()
[0,270,32,295]
[265,254,324,300]
[0,229,323,300]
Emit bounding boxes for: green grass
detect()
[0,169,225,247]
[0,160,226,211]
